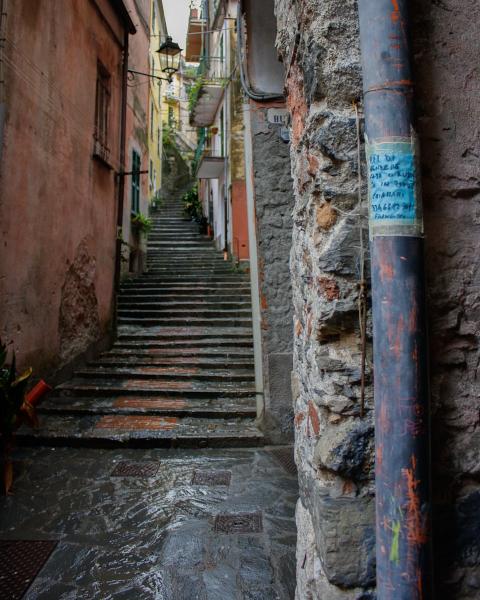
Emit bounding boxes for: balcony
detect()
[197,153,225,179]
[193,128,225,179]
[190,81,224,127]
[185,8,206,62]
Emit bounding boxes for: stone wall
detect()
[274,0,480,597]
[249,103,295,443]
[413,1,480,597]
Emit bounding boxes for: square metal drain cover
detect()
[0,540,57,600]
[269,447,298,477]
[214,511,263,534]
[192,470,231,486]
[111,461,160,477]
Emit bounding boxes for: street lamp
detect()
[127,36,182,84]
[157,36,182,80]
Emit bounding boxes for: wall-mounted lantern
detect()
[158,36,182,81]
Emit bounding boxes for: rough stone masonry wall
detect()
[274,0,480,598]
[250,104,295,443]
[274,1,375,597]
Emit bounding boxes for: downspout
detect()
[0,0,8,161]
[236,3,284,102]
[114,30,129,311]
[243,102,264,420]
[357,2,432,598]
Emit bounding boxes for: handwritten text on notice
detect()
[369,151,416,221]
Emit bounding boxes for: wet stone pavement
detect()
[0,446,297,599]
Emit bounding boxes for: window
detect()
[149,159,153,189]
[131,150,141,214]
[220,108,225,157]
[168,106,174,128]
[150,100,154,138]
[94,62,111,161]
[157,126,161,156]
[152,1,157,30]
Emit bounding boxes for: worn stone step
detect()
[73,366,255,382]
[118,295,252,303]
[92,356,254,368]
[105,344,252,354]
[117,301,252,310]
[16,415,263,449]
[116,317,253,328]
[56,378,256,398]
[116,325,253,337]
[119,285,251,293]
[117,308,253,318]
[100,341,253,360]
[38,396,257,419]
[113,342,253,352]
[145,258,227,264]
[125,276,250,284]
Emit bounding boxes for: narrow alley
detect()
[1,0,479,599]
[1,196,297,599]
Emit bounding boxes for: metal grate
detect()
[214,511,263,534]
[0,540,57,600]
[191,470,231,486]
[111,461,160,477]
[269,447,298,477]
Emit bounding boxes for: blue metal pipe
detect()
[357,1,433,598]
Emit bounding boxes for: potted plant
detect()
[131,212,153,236]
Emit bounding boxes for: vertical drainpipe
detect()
[114,30,129,329]
[0,0,8,161]
[243,103,264,420]
[357,1,433,598]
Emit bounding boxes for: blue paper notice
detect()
[368,151,416,221]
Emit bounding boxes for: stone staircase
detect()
[19,199,262,448]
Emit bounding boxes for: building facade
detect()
[0,0,135,377]
[147,0,167,201]
[190,0,295,443]
[119,0,151,275]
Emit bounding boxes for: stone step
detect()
[118,292,251,300]
[38,395,256,419]
[123,276,250,283]
[16,415,263,449]
[116,317,253,328]
[116,308,253,318]
[73,366,255,382]
[117,301,252,310]
[104,347,253,358]
[56,378,256,398]
[144,271,239,277]
[92,356,254,368]
[113,340,253,351]
[120,282,250,290]
[116,325,253,338]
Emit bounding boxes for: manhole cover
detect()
[0,540,57,600]
[191,470,231,486]
[269,447,297,477]
[214,511,263,534]
[111,461,160,477]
